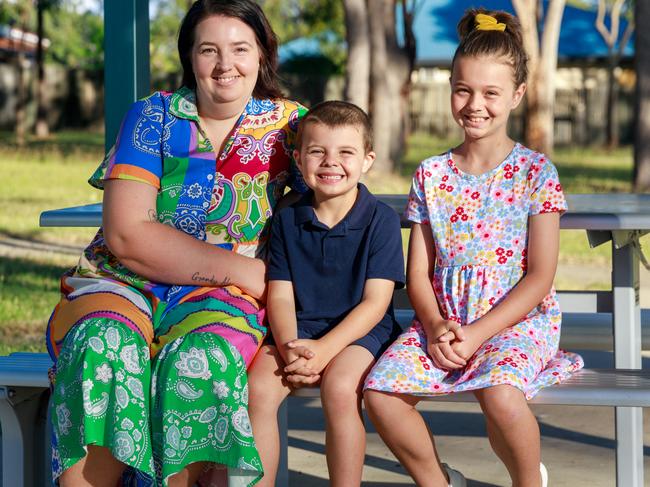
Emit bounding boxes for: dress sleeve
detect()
[366,205,406,289]
[266,210,292,282]
[286,103,309,194]
[405,163,430,224]
[528,156,567,215]
[88,93,165,190]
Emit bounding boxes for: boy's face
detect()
[294,122,375,201]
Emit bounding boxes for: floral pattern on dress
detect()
[364,143,583,399]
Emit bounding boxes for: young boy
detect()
[248,100,405,486]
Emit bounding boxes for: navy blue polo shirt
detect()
[267,184,405,346]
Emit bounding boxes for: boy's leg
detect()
[248,344,293,487]
[474,385,541,487]
[364,389,449,487]
[320,345,375,487]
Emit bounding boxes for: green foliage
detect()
[45,4,103,69]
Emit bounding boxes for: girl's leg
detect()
[59,445,126,487]
[319,345,375,487]
[247,344,293,487]
[167,461,209,487]
[364,390,448,487]
[474,385,542,487]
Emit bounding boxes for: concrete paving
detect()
[284,350,650,486]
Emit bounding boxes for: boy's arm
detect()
[285,278,395,375]
[267,279,307,365]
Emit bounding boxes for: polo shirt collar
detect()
[168,86,278,122]
[294,183,377,232]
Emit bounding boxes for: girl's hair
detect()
[296,100,373,153]
[451,8,528,86]
[178,0,283,99]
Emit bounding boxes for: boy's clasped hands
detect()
[279,339,332,385]
[427,319,484,371]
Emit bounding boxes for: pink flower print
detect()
[456,206,464,215]
[475,222,484,231]
[471,191,480,200]
[450,214,459,223]
[506,196,514,204]
[555,183,562,191]
[456,243,466,253]
[439,183,446,190]
[506,250,513,257]
[513,165,520,172]
[446,185,454,192]
[504,164,512,171]
[527,173,534,180]
[520,353,528,359]
[461,214,468,221]
[425,170,432,177]
[504,171,514,179]
[540,157,546,163]
[442,175,449,182]
[493,189,504,199]
[543,201,552,210]
[481,231,491,241]
[496,247,505,256]
[546,180,555,189]
[498,256,507,264]
[463,187,471,196]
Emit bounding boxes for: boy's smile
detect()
[295,122,375,207]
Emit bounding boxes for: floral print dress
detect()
[364,143,583,399]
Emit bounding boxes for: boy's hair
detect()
[452,8,528,86]
[296,100,373,153]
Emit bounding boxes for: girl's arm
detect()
[284,278,395,376]
[407,223,467,369]
[102,179,267,299]
[450,212,561,360]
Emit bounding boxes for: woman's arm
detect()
[451,212,561,359]
[102,179,267,299]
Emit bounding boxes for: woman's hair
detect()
[296,100,373,153]
[178,0,283,99]
[451,8,528,86]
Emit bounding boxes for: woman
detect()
[46,1,306,486]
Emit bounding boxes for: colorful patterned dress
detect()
[46,87,307,486]
[364,143,583,400]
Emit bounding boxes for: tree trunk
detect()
[343,0,370,111]
[512,0,565,156]
[368,0,410,173]
[35,0,49,139]
[605,52,619,148]
[634,0,650,190]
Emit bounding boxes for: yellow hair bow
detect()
[475,13,506,32]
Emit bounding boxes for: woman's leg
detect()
[247,344,293,487]
[59,445,125,487]
[364,390,448,487]
[51,318,154,486]
[319,345,374,487]
[474,385,541,487]
[151,332,263,487]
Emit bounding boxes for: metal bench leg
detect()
[0,386,48,487]
[613,242,644,487]
[277,399,289,487]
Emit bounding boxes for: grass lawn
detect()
[0,130,640,353]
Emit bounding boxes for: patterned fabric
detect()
[364,143,584,400]
[47,88,306,486]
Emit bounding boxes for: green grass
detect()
[0,129,642,353]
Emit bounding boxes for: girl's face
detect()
[450,55,526,142]
[191,15,260,110]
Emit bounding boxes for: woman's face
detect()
[191,15,260,110]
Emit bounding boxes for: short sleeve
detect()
[528,156,567,215]
[405,163,430,224]
[286,103,309,194]
[89,93,165,190]
[266,209,292,281]
[366,205,405,289]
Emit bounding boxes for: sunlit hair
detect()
[452,8,528,86]
[296,101,373,153]
[178,0,283,99]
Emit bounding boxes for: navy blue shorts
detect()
[265,318,402,360]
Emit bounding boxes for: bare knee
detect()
[363,389,410,422]
[248,346,289,415]
[477,385,529,425]
[321,372,362,412]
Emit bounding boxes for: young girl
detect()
[363,9,584,487]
